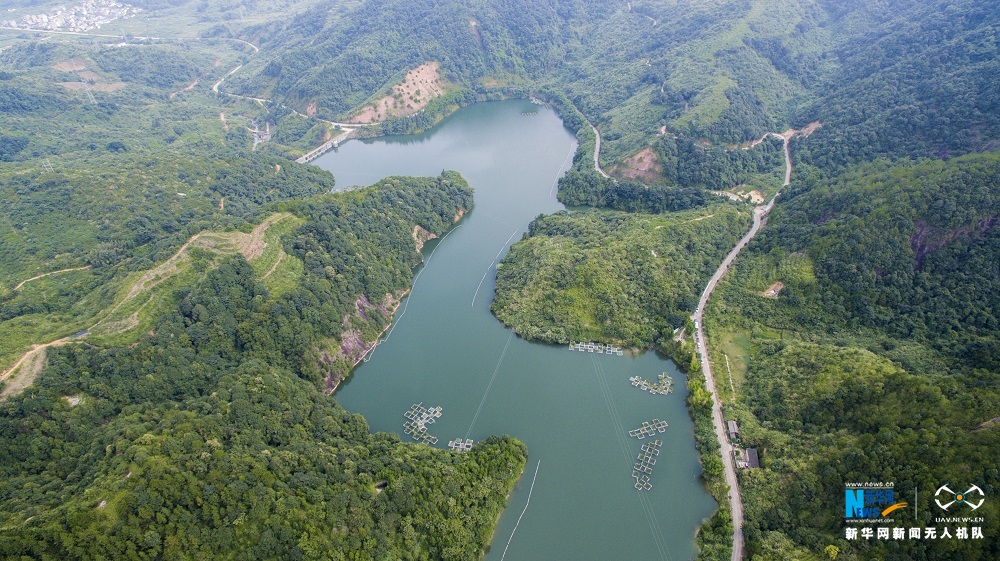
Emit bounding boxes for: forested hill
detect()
[232,0,601,117]
[0,175,527,560]
[752,153,1000,371]
[228,0,1000,192]
[707,151,1000,560]
[793,0,1000,169]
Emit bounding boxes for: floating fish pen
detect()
[629,373,675,395]
[628,418,669,439]
[521,111,538,116]
[448,438,475,452]
[631,439,663,491]
[633,474,653,491]
[568,341,624,355]
[403,402,442,444]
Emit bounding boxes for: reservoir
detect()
[314,100,716,560]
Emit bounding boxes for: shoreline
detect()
[294,90,570,167]
[482,462,528,559]
[330,214,467,393]
[326,288,408,395]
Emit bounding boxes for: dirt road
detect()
[12,266,90,291]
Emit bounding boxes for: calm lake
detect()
[313,100,716,561]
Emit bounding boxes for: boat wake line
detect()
[465,330,514,439]
[471,229,519,308]
[549,144,577,198]
[500,460,542,561]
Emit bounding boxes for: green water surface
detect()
[314,100,716,561]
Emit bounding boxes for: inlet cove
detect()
[317,100,715,561]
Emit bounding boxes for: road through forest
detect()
[692,132,791,561]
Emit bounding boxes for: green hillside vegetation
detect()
[794,0,1000,169]
[492,204,750,347]
[0,170,524,560]
[226,0,1000,195]
[4,0,1000,559]
[738,153,1000,370]
[0,37,343,371]
[705,153,1000,559]
[0,26,527,559]
[0,257,524,560]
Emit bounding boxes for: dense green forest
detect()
[793,0,1000,169]
[492,205,749,347]
[0,173,525,559]
[3,0,1000,559]
[748,154,1000,370]
[229,0,1000,191]
[704,153,1000,560]
[0,258,524,559]
[0,20,525,560]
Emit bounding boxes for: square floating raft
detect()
[569,342,623,356]
[447,438,474,452]
[629,373,675,395]
[628,419,669,439]
[403,403,443,443]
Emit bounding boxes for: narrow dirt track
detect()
[13,266,91,291]
[591,124,610,178]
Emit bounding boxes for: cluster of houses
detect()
[2,1,139,33]
[727,420,759,469]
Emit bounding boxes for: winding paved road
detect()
[591,124,610,178]
[691,133,790,561]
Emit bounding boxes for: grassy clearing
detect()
[249,213,303,278]
[0,347,48,403]
[710,328,750,402]
[0,212,298,379]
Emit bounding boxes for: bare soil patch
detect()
[78,70,102,82]
[798,121,822,137]
[0,347,48,402]
[977,417,1000,430]
[712,190,743,202]
[262,251,285,280]
[350,62,445,124]
[58,81,125,92]
[611,147,662,183]
[169,78,200,99]
[235,212,290,259]
[94,307,143,336]
[681,213,715,225]
[91,83,126,92]
[14,265,91,291]
[782,121,823,140]
[53,58,87,72]
[100,213,290,325]
[1,336,78,400]
[711,186,764,205]
[761,281,784,298]
[412,225,438,252]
